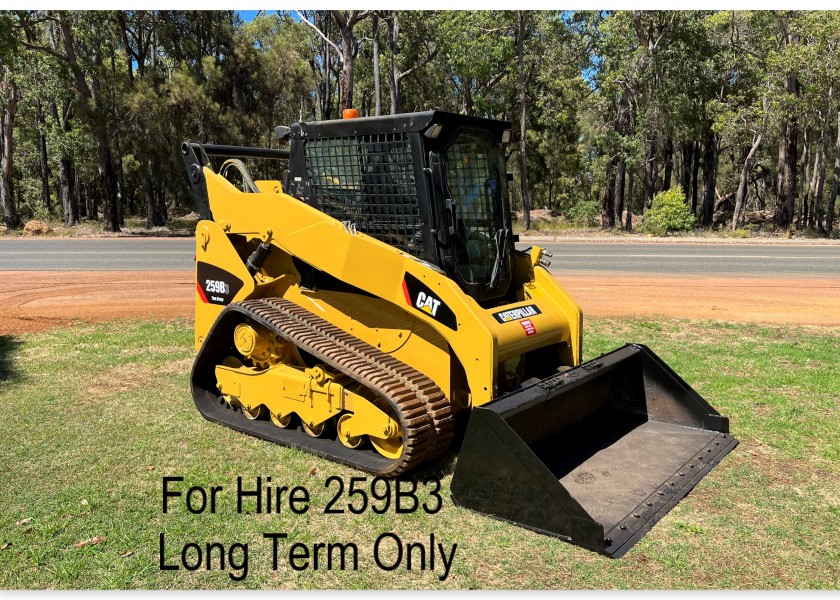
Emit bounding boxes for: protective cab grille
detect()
[304,133,423,257]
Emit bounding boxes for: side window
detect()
[444,130,503,284]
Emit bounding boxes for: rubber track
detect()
[194,297,453,477]
[258,299,455,459]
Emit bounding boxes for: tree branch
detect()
[633,11,648,48]
[652,12,677,50]
[348,11,372,28]
[481,26,515,35]
[398,46,438,81]
[19,40,67,62]
[486,69,507,90]
[295,11,340,55]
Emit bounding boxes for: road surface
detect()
[2,238,839,277]
[535,241,840,277]
[1,238,838,334]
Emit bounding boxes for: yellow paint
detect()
[214,361,400,442]
[196,167,583,415]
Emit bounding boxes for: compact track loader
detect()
[182,110,737,557]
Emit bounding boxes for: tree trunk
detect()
[143,157,168,227]
[680,140,693,201]
[142,163,154,227]
[372,15,381,116]
[75,165,86,219]
[815,112,830,235]
[1,70,19,229]
[91,75,120,231]
[93,128,119,231]
[36,101,51,212]
[775,120,787,221]
[700,130,718,228]
[775,75,799,229]
[625,164,634,232]
[691,141,700,215]
[828,107,840,235]
[642,138,655,212]
[323,45,332,118]
[49,99,78,226]
[339,31,353,110]
[663,137,673,190]
[517,11,532,231]
[114,132,125,227]
[613,157,625,228]
[311,59,323,120]
[602,158,616,228]
[386,13,400,115]
[732,133,763,230]
[808,130,822,230]
[329,12,365,112]
[58,158,78,226]
[157,162,168,225]
[799,125,811,229]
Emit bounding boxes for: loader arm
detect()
[200,168,581,408]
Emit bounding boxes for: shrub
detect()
[639,188,694,236]
[565,200,601,227]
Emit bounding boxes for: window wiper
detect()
[488,228,508,289]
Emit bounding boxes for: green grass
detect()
[1,317,838,589]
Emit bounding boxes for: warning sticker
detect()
[520,319,537,336]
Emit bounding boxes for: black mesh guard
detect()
[304,133,424,257]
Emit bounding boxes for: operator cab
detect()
[285,111,516,303]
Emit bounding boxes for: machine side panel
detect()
[194,219,255,350]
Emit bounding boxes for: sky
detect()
[237,10,260,22]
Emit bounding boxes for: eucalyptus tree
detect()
[770,11,802,229]
[17,10,124,231]
[527,12,590,216]
[789,11,840,234]
[0,12,19,228]
[296,10,371,112]
[377,11,439,115]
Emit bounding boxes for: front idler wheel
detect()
[370,434,404,460]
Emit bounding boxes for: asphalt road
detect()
[533,241,840,277]
[1,238,839,277]
[0,238,195,271]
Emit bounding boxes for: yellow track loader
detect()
[181,110,737,557]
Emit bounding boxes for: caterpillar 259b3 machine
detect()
[182,110,736,557]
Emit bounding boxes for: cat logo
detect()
[402,272,458,330]
[415,291,441,316]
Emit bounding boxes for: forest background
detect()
[1,10,838,237]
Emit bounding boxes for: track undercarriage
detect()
[191,297,454,476]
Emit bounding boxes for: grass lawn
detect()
[0,317,837,589]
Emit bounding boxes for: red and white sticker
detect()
[520,319,537,336]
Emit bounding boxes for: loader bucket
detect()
[450,344,737,558]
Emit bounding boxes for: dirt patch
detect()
[83,357,194,401]
[1,270,839,335]
[0,271,193,335]
[559,271,840,327]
